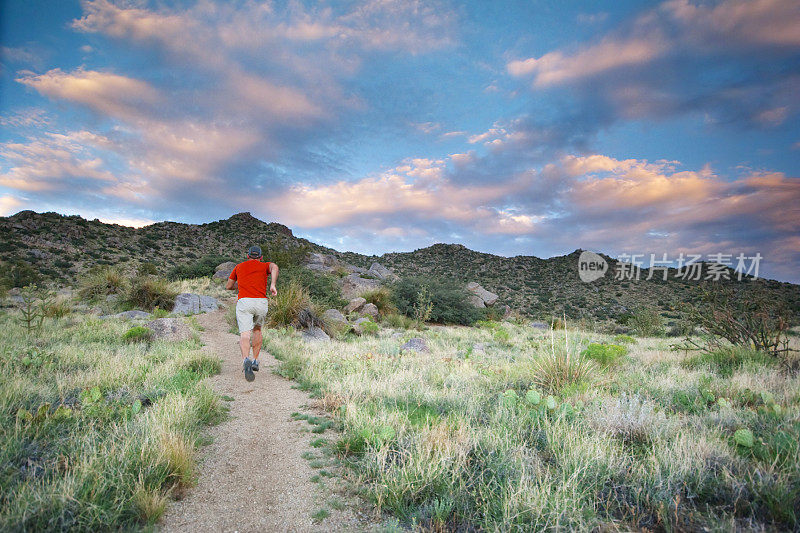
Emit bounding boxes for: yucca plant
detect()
[531,328,598,392]
[266,278,313,327]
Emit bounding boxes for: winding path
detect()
[159,302,359,532]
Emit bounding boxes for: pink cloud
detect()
[508,37,665,87]
[17,69,161,122]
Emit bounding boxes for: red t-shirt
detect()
[229,259,272,299]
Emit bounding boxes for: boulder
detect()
[530,321,549,330]
[322,309,347,325]
[344,297,366,314]
[401,337,429,353]
[367,262,398,281]
[302,326,330,342]
[215,261,237,272]
[472,342,488,354]
[466,282,499,307]
[361,303,379,320]
[173,293,220,315]
[213,261,237,279]
[306,253,340,272]
[100,310,152,320]
[143,318,193,341]
[341,273,381,299]
[467,293,485,308]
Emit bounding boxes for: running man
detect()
[225,245,278,382]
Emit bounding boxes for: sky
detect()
[1,0,799,282]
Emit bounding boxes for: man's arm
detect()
[226,267,237,291]
[269,263,279,296]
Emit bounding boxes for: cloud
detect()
[17,68,162,122]
[269,157,534,232]
[0,195,24,216]
[508,37,665,87]
[0,131,118,192]
[270,145,800,281]
[507,0,800,128]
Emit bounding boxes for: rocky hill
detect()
[2,210,799,323]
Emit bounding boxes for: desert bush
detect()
[2,260,41,288]
[125,275,177,311]
[383,313,416,330]
[683,286,793,357]
[582,343,627,366]
[42,297,71,318]
[122,326,153,343]
[266,279,312,328]
[259,242,311,269]
[587,393,669,444]
[629,307,664,336]
[287,267,346,309]
[358,319,380,336]
[167,255,235,280]
[78,265,127,300]
[667,319,695,337]
[391,276,485,325]
[361,287,397,317]
[138,262,159,276]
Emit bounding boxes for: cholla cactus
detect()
[588,393,668,444]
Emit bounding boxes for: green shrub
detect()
[390,276,485,325]
[151,307,170,319]
[259,242,310,269]
[629,307,664,336]
[361,287,397,317]
[125,276,177,311]
[383,313,415,330]
[613,334,636,344]
[287,267,346,309]
[122,326,153,343]
[266,279,312,328]
[359,319,380,336]
[3,260,41,288]
[582,343,627,366]
[78,266,126,300]
[167,255,235,280]
[138,262,159,276]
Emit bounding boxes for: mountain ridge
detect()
[2,210,798,323]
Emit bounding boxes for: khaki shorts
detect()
[236,298,268,333]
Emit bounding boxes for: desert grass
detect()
[0,309,224,530]
[267,321,800,531]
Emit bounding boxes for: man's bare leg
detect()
[239,330,252,360]
[251,326,263,361]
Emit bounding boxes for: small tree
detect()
[413,285,433,324]
[681,286,793,357]
[17,284,54,334]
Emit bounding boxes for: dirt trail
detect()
[159,302,359,532]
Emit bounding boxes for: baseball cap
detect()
[247,245,262,258]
